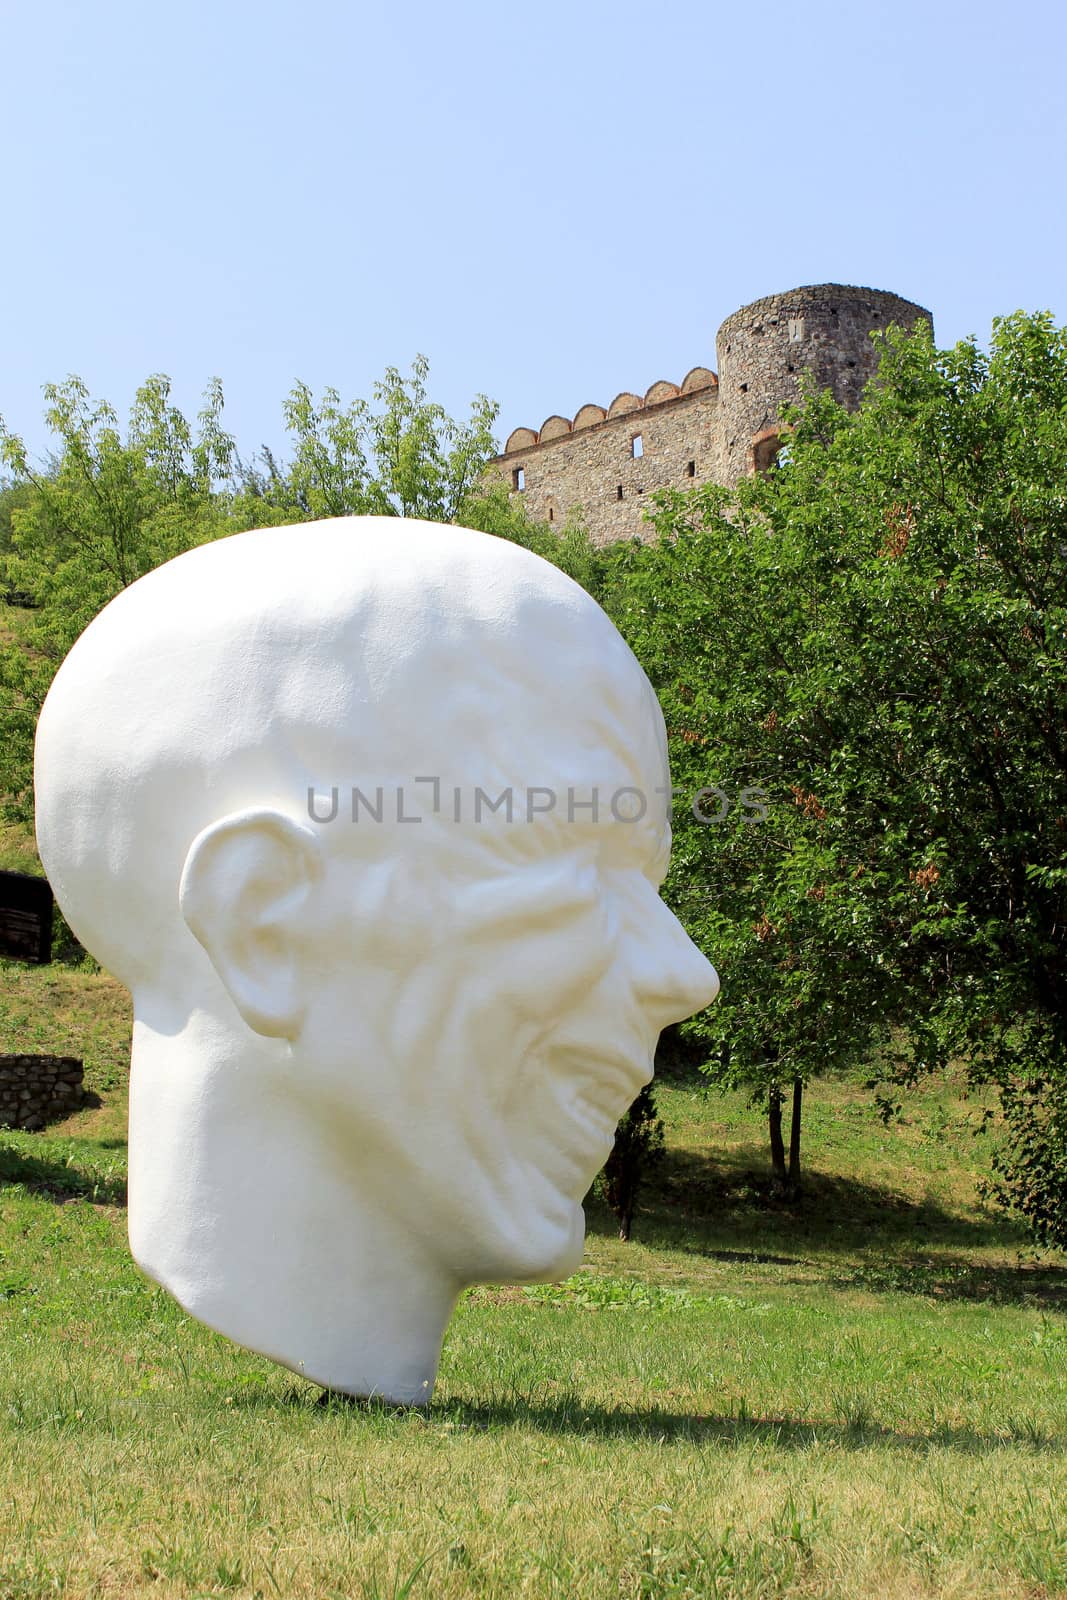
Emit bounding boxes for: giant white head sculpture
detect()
[34,517,718,1403]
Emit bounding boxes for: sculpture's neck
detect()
[126,1017,459,1404]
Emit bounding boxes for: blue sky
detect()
[3,0,1064,465]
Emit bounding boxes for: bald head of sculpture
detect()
[35,516,718,1402]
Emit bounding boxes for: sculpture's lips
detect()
[570,1049,652,1117]
[545,1046,653,1181]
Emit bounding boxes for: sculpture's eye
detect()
[598,817,669,889]
[453,856,601,942]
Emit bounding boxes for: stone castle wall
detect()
[497,377,721,544]
[489,283,932,545]
[0,1055,84,1131]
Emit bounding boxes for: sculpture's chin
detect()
[500,1198,586,1287]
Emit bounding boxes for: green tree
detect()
[0,482,35,568]
[616,312,1067,1231]
[605,487,895,1196]
[598,1083,666,1240]
[241,356,499,524]
[0,375,239,819]
[0,373,236,607]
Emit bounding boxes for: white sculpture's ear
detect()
[179,809,322,1040]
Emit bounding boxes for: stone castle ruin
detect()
[490,284,932,545]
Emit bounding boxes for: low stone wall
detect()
[0,1055,84,1130]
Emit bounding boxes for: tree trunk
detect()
[768,1084,787,1191]
[788,1077,803,1191]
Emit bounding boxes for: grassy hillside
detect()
[1,958,1065,1598]
[0,822,40,875]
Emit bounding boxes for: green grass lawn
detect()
[2,956,1066,1599]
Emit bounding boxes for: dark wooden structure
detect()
[0,870,53,963]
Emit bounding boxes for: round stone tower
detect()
[715,284,932,482]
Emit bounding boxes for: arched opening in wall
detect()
[512,467,525,491]
[631,434,643,458]
[749,429,781,476]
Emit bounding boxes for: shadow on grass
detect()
[644,1143,1015,1252]
[0,1139,126,1205]
[584,1145,1067,1309]
[821,1257,1067,1309]
[309,1389,1066,1455]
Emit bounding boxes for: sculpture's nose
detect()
[631,890,720,1031]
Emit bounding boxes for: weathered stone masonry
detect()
[490,284,933,546]
[0,1055,84,1131]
